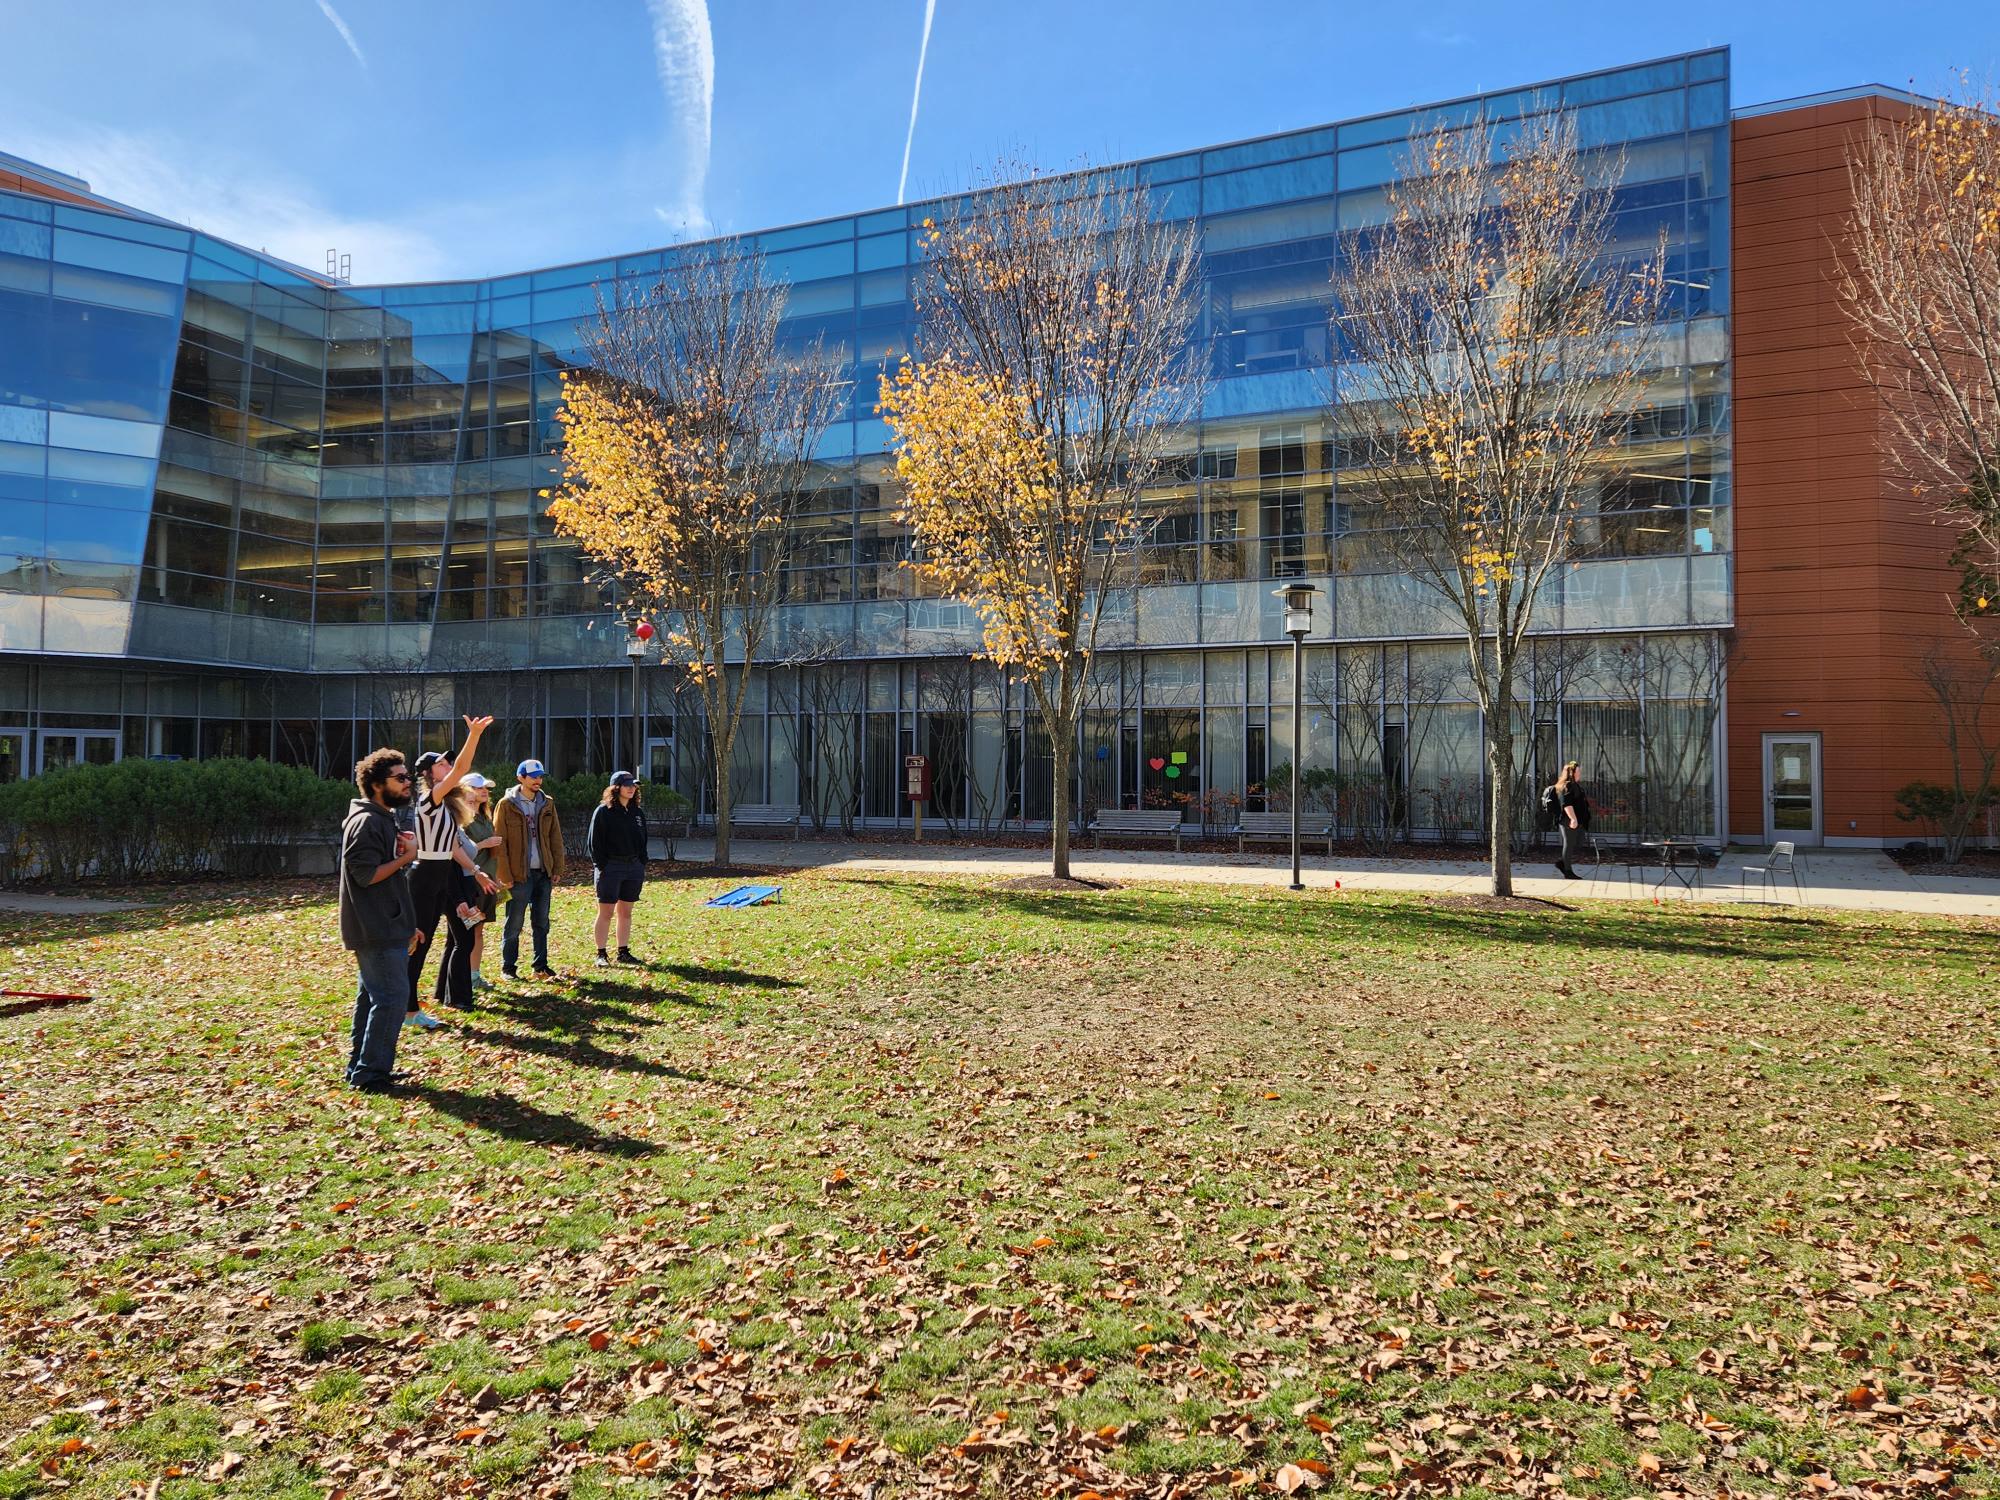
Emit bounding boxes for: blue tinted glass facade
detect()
[0,50,1735,834]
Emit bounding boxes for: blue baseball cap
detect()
[516,759,546,778]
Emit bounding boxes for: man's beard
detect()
[382,785,412,807]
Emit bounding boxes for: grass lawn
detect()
[0,871,1996,1499]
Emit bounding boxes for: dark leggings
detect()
[408,861,476,1011]
[433,868,484,1006]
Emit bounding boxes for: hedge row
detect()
[0,758,352,884]
[0,759,698,885]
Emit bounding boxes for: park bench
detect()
[727,803,803,841]
[1088,808,1186,852]
[1232,809,1335,857]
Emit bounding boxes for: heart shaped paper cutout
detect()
[1147,757,1166,772]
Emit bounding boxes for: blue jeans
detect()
[347,942,409,1087]
[502,868,553,970]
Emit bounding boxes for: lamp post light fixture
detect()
[625,632,648,778]
[1274,582,1322,892]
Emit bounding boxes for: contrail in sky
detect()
[897,0,937,205]
[312,0,368,70]
[646,0,715,235]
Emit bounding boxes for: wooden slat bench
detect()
[728,803,803,841]
[1232,809,1334,856]
[1088,808,1186,851]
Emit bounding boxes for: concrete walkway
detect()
[652,835,2000,918]
[0,891,141,915]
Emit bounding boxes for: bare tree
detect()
[546,243,844,867]
[915,651,977,837]
[1404,647,1477,844]
[1331,110,1670,894]
[771,632,864,836]
[1904,640,2000,863]
[1839,89,2000,654]
[881,161,1206,878]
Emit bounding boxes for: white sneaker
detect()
[406,1007,443,1031]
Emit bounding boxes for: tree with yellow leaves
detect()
[880,164,1203,880]
[544,245,842,868]
[1331,109,1670,896]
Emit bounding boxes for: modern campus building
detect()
[0,49,1982,847]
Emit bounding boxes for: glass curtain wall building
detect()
[0,50,1731,836]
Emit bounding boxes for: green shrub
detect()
[1895,778,1998,864]
[0,758,352,885]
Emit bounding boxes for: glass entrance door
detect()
[36,731,120,775]
[1762,732,1821,846]
[0,728,26,783]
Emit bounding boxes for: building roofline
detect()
[7,44,1729,297]
[0,148,336,288]
[335,44,1733,293]
[1732,84,1936,119]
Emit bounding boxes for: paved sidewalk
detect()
[0,891,141,915]
[652,835,2000,918]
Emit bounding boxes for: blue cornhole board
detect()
[705,884,782,909]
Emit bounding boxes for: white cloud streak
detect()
[312,0,369,71]
[1,125,446,282]
[644,0,714,236]
[897,0,937,205]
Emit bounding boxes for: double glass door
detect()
[0,728,25,784]
[36,731,120,775]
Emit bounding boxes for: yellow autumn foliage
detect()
[878,357,1113,673]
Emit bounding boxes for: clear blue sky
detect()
[2,0,1995,284]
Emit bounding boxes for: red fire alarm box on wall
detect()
[904,754,929,802]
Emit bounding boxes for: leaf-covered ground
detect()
[1,873,1996,1500]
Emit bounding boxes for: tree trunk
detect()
[711,716,734,870]
[1487,715,1515,898]
[1050,721,1073,881]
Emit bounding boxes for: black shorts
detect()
[594,861,645,904]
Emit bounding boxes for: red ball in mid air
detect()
[633,620,655,641]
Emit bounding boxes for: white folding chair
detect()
[1741,840,1805,904]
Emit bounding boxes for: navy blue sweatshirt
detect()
[587,801,648,864]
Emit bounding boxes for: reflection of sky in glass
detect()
[0,48,1733,669]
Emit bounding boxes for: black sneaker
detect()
[594,949,611,968]
[532,965,556,979]
[616,947,639,965]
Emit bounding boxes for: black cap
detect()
[608,770,638,787]
[413,751,446,776]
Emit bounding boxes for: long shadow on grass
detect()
[455,1023,724,1084]
[658,962,801,991]
[480,985,710,1043]
[417,1085,661,1157]
[879,879,1996,967]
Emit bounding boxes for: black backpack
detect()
[1538,784,1562,832]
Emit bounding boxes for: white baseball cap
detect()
[462,772,491,789]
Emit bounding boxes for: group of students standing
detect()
[335,713,658,1092]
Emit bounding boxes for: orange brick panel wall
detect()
[1728,99,1992,845]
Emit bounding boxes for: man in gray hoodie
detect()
[340,747,421,1091]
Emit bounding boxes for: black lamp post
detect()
[625,635,647,777]
[1274,582,1321,892]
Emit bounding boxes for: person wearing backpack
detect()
[1550,761,1591,880]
